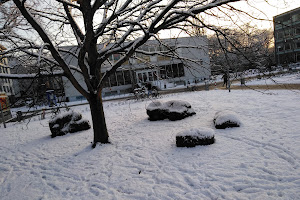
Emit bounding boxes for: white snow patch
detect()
[214,110,241,125]
[232,72,300,86]
[165,100,193,113]
[177,128,214,138]
[146,100,194,113]
[49,110,79,123]
[1,89,300,200]
[146,101,164,111]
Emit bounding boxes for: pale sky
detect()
[235,0,300,29]
[163,0,299,38]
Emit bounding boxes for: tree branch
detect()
[12,0,89,99]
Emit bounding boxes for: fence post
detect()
[0,106,6,128]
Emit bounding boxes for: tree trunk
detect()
[89,92,109,146]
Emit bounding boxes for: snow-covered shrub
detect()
[164,100,196,121]
[49,111,90,137]
[69,119,91,133]
[146,101,168,121]
[176,128,215,147]
[146,100,196,121]
[213,110,241,129]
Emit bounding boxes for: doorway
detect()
[136,70,158,83]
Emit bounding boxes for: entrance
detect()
[136,70,158,83]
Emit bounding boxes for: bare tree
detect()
[207,25,275,74]
[2,0,276,146]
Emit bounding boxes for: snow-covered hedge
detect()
[49,111,90,137]
[176,128,215,147]
[146,100,196,121]
[213,110,241,129]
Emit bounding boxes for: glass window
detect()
[109,72,117,87]
[123,70,132,85]
[160,66,166,79]
[148,72,153,81]
[137,73,143,83]
[172,64,179,78]
[292,14,300,22]
[116,71,124,86]
[295,27,300,35]
[297,52,300,62]
[283,20,291,26]
[284,29,293,37]
[285,43,291,50]
[277,31,284,39]
[178,63,185,77]
[142,72,147,82]
[166,65,173,78]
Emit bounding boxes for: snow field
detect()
[232,72,300,86]
[1,90,300,199]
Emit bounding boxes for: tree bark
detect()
[89,92,109,147]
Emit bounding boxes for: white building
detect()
[63,37,210,101]
[0,45,14,100]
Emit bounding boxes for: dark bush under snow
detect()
[176,128,215,147]
[213,110,241,129]
[146,100,196,121]
[49,111,90,137]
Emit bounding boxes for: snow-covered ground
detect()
[232,72,300,86]
[1,88,300,199]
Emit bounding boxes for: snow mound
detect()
[165,100,193,113]
[214,110,241,129]
[146,100,196,121]
[146,101,164,111]
[49,111,90,137]
[177,128,214,138]
[49,111,81,124]
[176,128,215,147]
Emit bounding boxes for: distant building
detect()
[0,45,14,101]
[63,36,211,101]
[273,7,300,67]
[9,57,65,105]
